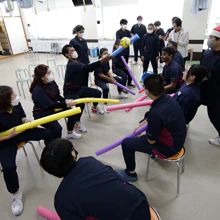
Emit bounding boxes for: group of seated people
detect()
[0,40,209,219]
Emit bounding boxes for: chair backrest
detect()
[149,205,161,220]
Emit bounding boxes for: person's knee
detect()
[53,124,62,138]
[122,138,131,149]
[103,87,109,93]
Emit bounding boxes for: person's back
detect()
[173,50,185,71]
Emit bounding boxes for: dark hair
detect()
[162,47,175,57]
[40,139,77,178]
[73,25,85,34]
[0,86,13,112]
[137,15,143,20]
[144,74,164,96]
[173,18,182,27]
[154,21,161,27]
[62,44,72,58]
[214,36,220,41]
[148,23,154,28]
[120,19,128,25]
[99,48,108,58]
[113,39,121,51]
[186,64,208,84]
[172,16,179,22]
[168,41,177,48]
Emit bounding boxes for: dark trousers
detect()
[83,71,89,86]
[0,128,53,193]
[133,44,141,62]
[143,57,158,74]
[123,55,132,84]
[159,45,164,63]
[95,77,123,99]
[112,68,128,86]
[207,105,220,136]
[183,57,187,68]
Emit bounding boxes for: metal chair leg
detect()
[145,154,151,182]
[21,83,26,99]
[28,142,40,165]
[176,162,180,197]
[16,82,21,96]
[182,158,185,173]
[22,146,27,156]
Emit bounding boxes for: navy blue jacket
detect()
[130,24,146,45]
[173,50,185,71]
[116,29,131,57]
[155,28,165,48]
[141,33,159,58]
[173,83,201,124]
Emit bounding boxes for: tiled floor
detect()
[0,54,219,220]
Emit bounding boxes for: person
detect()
[168,18,189,66]
[161,47,183,94]
[131,15,147,64]
[116,19,134,87]
[62,44,112,117]
[112,40,128,93]
[164,17,179,41]
[30,64,82,139]
[115,75,186,182]
[141,23,159,74]
[167,41,185,71]
[69,25,90,86]
[200,26,220,146]
[0,86,53,216]
[154,21,165,68]
[40,139,151,220]
[95,48,128,112]
[173,65,208,126]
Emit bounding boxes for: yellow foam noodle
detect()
[0,107,81,137]
[55,98,119,112]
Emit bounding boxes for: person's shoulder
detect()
[203,49,213,56]
[171,60,182,69]
[32,84,43,94]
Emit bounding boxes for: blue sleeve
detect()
[116,31,121,40]
[146,111,162,141]
[170,65,181,82]
[68,62,84,73]
[18,103,26,118]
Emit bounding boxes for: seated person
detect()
[62,44,112,116]
[115,74,186,182]
[94,48,128,112]
[161,47,183,94]
[173,65,208,126]
[40,139,151,220]
[167,41,185,71]
[0,86,53,216]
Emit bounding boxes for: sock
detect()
[125,169,137,177]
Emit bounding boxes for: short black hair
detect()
[120,19,128,25]
[144,74,164,96]
[168,41,177,48]
[154,21,161,27]
[62,44,72,58]
[162,47,175,57]
[173,18,182,27]
[137,15,143,20]
[148,23,154,28]
[186,64,208,84]
[99,48,108,58]
[214,36,220,41]
[172,16,179,22]
[73,25,85,34]
[40,139,77,178]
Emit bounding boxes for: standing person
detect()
[30,65,81,139]
[200,26,220,146]
[141,23,159,74]
[69,25,90,86]
[168,18,189,66]
[164,16,179,41]
[40,139,151,220]
[116,19,135,87]
[167,41,185,71]
[115,75,186,182]
[131,15,147,64]
[0,86,53,216]
[154,21,165,68]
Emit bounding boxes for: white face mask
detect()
[137,20,142,24]
[78,33,84,38]
[156,26,160,30]
[71,51,78,59]
[46,74,55,83]
[147,29,154,34]
[11,95,20,106]
[122,25,127,29]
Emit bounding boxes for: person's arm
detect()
[69,39,75,47]
[116,30,120,40]
[164,81,178,91]
[164,65,180,91]
[98,73,115,83]
[0,127,22,142]
[155,36,159,57]
[141,37,145,60]
[164,30,170,41]
[130,25,134,35]
[177,31,189,47]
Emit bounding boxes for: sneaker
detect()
[123,89,128,94]
[118,93,128,99]
[74,122,87,133]
[11,190,23,216]
[115,169,138,182]
[103,104,110,113]
[160,63,165,68]
[132,61,137,65]
[127,83,135,88]
[209,136,220,146]
[66,131,81,139]
[91,106,105,115]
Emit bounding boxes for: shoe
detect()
[66,131,81,139]
[160,63,165,68]
[91,106,105,115]
[209,136,220,146]
[115,169,138,182]
[118,93,128,99]
[127,84,135,88]
[11,190,23,216]
[132,61,137,65]
[123,90,128,94]
[74,122,87,133]
[103,104,110,113]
